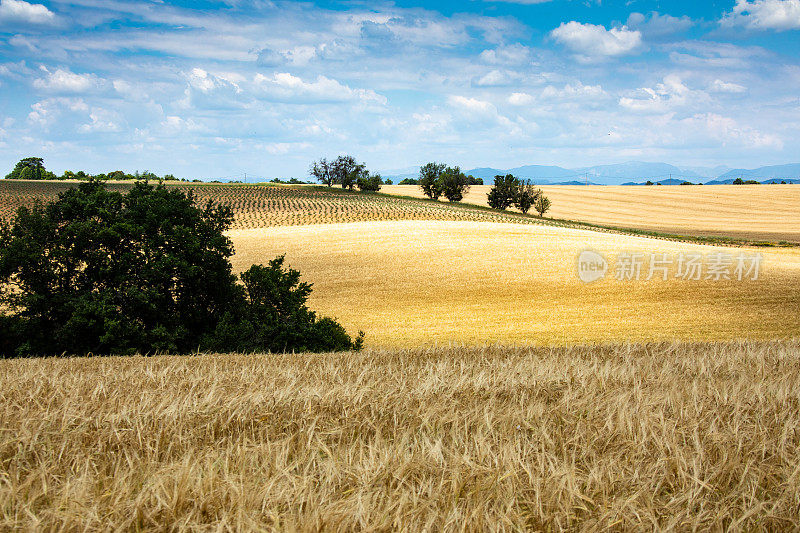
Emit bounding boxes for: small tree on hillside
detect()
[332,155,365,190]
[418,162,446,200]
[534,195,551,217]
[310,158,334,187]
[440,166,470,202]
[487,174,519,210]
[514,179,541,214]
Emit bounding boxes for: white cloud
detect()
[0,0,55,24]
[626,12,693,37]
[507,92,534,106]
[28,97,88,126]
[479,43,531,65]
[33,67,98,92]
[722,0,800,31]
[550,21,642,59]
[541,82,604,99]
[708,79,748,93]
[619,74,705,113]
[253,72,386,104]
[79,108,122,133]
[471,69,522,87]
[683,113,783,149]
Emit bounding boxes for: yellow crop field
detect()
[2,340,798,530]
[228,220,800,348]
[383,184,800,243]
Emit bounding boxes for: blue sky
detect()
[0,0,799,179]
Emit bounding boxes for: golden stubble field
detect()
[2,341,799,530]
[228,220,800,348]
[382,184,800,243]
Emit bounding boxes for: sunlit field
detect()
[382,184,800,243]
[229,220,800,348]
[2,341,798,530]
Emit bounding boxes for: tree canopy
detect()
[0,180,363,357]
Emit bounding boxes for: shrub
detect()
[357,173,382,192]
[514,180,540,214]
[440,166,470,202]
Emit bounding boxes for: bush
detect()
[487,174,519,210]
[357,173,382,192]
[0,180,363,357]
[398,178,418,185]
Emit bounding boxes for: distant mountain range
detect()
[380,161,800,185]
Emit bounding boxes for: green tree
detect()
[0,180,362,357]
[534,195,551,217]
[487,174,519,210]
[514,179,541,214]
[332,155,365,190]
[418,162,446,199]
[440,166,470,202]
[310,158,334,187]
[357,173,382,192]
[5,157,56,180]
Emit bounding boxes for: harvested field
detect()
[382,184,800,243]
[229,220,800,347]
[2,340,799,530]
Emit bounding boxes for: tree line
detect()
[5,157,184,182]
[310,156,551,217]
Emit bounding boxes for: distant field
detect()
[229,220,800,347]
[0,180,548,230]
[3,340,798,530]
[383,184,800,243]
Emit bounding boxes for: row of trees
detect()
[0,180,363,357]
[5,157,181,181]
[309,155,384,191]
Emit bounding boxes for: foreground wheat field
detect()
[228,220,800,347]
[2,341,798,530]
[382,184,800,243]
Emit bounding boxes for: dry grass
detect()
[228,220,800,348]
[382,184,800,243]
[1,340,799,530]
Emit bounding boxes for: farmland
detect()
[228,220,800,348]
[383,184,800,243]
[2,340,799,530]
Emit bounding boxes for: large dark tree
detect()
[309,158,334,187]
[418,162,446,200]
[0,180,362,357]
[331,155,365,190]
[439,166,470,202]
[487,174,520,210]
[5,157,57,180]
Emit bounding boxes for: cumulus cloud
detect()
[721,0,800,31]
[683,113,783,149]
[79,108,123,133]
[507,92,534,106]
[27,97,87,126]
[541,82,605,100]
[550,21,642,59]
[478,43,531,65]
[33,67,98,92]
[0,0,55,24]
[626,11,693,37]
[253,72,386,104]
[619,74,706,113]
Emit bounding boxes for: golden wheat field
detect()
[2,340,799,530]
[228,220,800,348]
[383,184,800,243]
